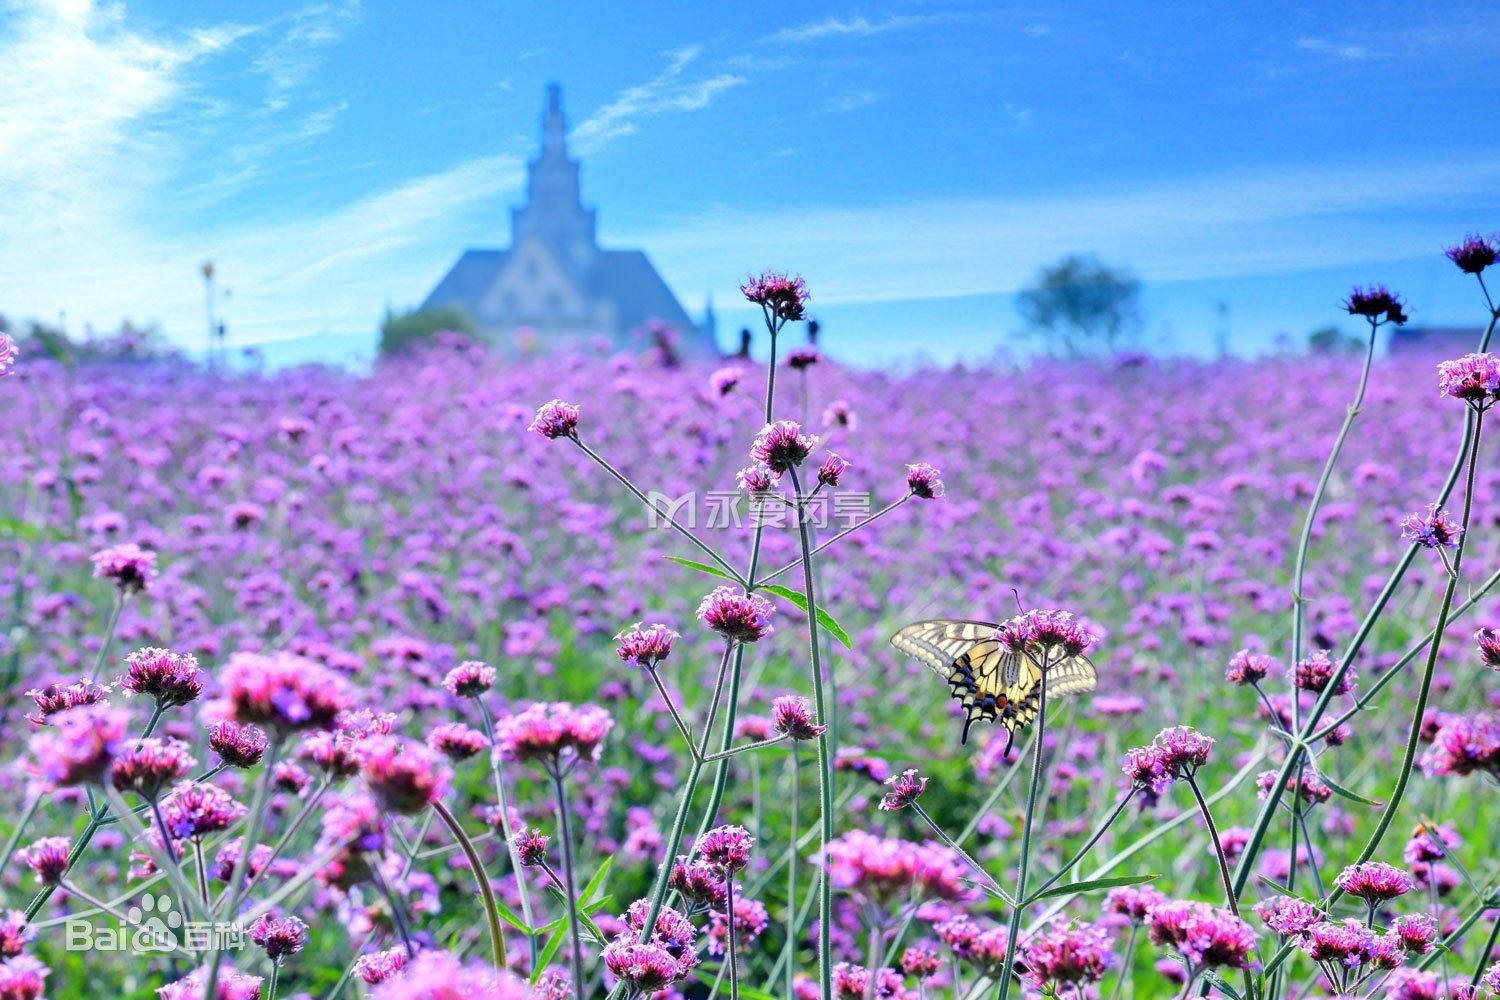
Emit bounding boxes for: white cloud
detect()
[252,0,362,98]
[0,1,250,229]
[1295,36,1369,61]
[819,90,881,114]
[570,47,746,153]
[763,14,926,45]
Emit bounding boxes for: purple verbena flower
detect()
[614,622,678,669]
[771,694,826,741]
[91,543,156,593]
[248,912,310,963]
[1019,920,1116,990]
[1226,649,1274,686]
[1401,503,1463,550]
[750,420,817,473]
[1146,899,1259,972]
[740,270,809,322]
[697,587,775,644]
[1334,861,1415,904]
[528,399,580,439]
[817,452,849,487]
[118,647,204,707]
[1437,353,1500,403]
[697,824,754,877]
[1445,233,1500,275]
[443,661,496,697]
[208,721,268,768]
[877,768,927,811]
[906,462,944,499]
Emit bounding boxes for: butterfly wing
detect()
[892,620,1100,747]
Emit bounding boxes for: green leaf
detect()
[757,584,853,649]
[1253,876,1315,903]
[488,895,531,933]
[734,988,783,1000]
[664,556,738,582]
[1024,873,1159,905]
[579,854,614,904]
[530,926,567,985]
[1202,970,1245,1000]
[1322,773,1383,807]
[964,879,1016,906]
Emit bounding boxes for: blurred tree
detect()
[1017,254,1142,355]
[379,306,476,355]
[1307,324,1364,354]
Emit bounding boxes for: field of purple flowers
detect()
[1,244,1500,1000]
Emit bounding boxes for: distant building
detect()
[1387,326,1485,357]
[423,85,718,358]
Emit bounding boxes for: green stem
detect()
[1230,324,1483,898]
[785,746,800,1000]
[911,802,1013,904]
[1264,406,1486,978]
[1027,789,1136,901]
[570,437,745,586]
[551,770,588,1000]
[1469,912,1500,987]
[786,464,835,1000]
[432,799,508,971]
[87,591,126,681]
[1186,776,1238,916]
[203,739,281,998]
[478,699,539,968]
[996,652,1050,1000]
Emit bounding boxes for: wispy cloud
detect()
[571,47,745,153]
[1295,36,1369,61]
[819,90,881,114]
[252,1,363,100]
[627,159,1500,307]
[0,1,250,228]
[763,13,928,45]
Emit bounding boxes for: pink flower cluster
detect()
[1018,920,1116,990]
[1145,899,1259,972]
[1400,503,1463,550]
[820,830,971,905]
[1437,352,1500,402]
[220,651,352,733]
[495,701,613,769]
[740,270,810,322]
[750,420,817,474]
[994,608,1098,657]
[1123,725,1214,795]
[528,399,581,439]
[697,587,775,644]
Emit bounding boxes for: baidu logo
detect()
[64,891,245,954]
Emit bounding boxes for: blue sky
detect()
[3,0,1498,366]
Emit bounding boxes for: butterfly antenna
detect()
[1011,588,1025,615]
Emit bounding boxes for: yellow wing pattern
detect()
[891,619,1098,748]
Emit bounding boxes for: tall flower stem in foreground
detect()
[995,648,1051,1000]
[1263,404,1486,980]
[432,799,507,971]
[1231,297,1465,901]
[786,464,836,1000]
[551,770,587,999]
[476,700,540,967]
[1185,776,1238,916]
[203,740,281,1000]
